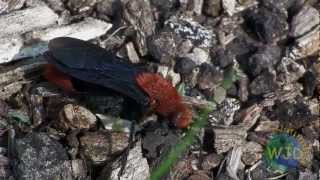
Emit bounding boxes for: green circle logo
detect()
[263,129,305,174]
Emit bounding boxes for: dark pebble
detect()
[174,57,197,75]
[197,63,224,90]
[246,7,288,43]
[213,48,234,68]
[301,71,317,97]
[248,45,282,76]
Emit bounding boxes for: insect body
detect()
[44,37,192,128]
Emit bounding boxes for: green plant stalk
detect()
[150,108,211,180]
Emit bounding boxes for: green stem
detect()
[150,108,211,180]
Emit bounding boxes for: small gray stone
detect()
[174,57,197,75]
[213,48,234,68]
[58,104,97,131]
[203,0,222,17]
[241,141,263,165]
[13,133,70,180]
[276,57,306,85]
[147,32,177,65]
[197,63,224,90]
[248,45,282,76]
[150,0,177,12]
[122,0,155,56]
[201,153,223,170]
[67,0,98,13]
[96,0,120,18]
[43,0,65,12]
[79,131,128,165]
[213,86,227,104]
[222,0,236,16]
[246,7,288,43]
[107,142,150,180]
[250,69,278,95]
[184,47,210,65]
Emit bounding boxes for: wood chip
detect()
[125,42,140,64]
[213,125,247,154]
[0,5,58,38]
[25,17,112,42]
[13,18,112,61]
[182,96,216,110]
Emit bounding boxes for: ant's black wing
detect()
[46,37,149,107]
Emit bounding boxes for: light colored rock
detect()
[290,6,320,38]
[184,48,210,65]
[58,104,97,131]
[125,42,140,64]
[0,0,26,14]
[157,65,181,86]
[96,114,139,133]
[165,16,215,48]
[241,141,263,165]
[0,5,58,38]
[226,146,242,180]
[25,17,112,42]
[222,0,236,16]
[290,26,320,59]
[193,0,204,15]
[203,0,222,17]
[109,142,149,180]
[0,36,23,64]
[13,18,112,61]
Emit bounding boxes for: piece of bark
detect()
[79,131,128,165]
[203,0,221,17]
[101,142,150,180]
[14,18,112,61]
[70,159,88,179]
[0,57,44,99]
[0,58,45,86]
[213,125,247,154]
[226,146,242,180]
[0,0,26,14]
[254,119,279,132]
[241,141,263,166]
[238,104,262,130]
[25,17,112,42]
[0,5,58,38]
[121,0,155,56]
[0,82,26,100]
[290,5,320,38]
[290,26,320,59]
[0,36,23,64]
[192,0,204,15]
[182,96,216,110]
[58,104,97,131]
[125,42,140,64]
